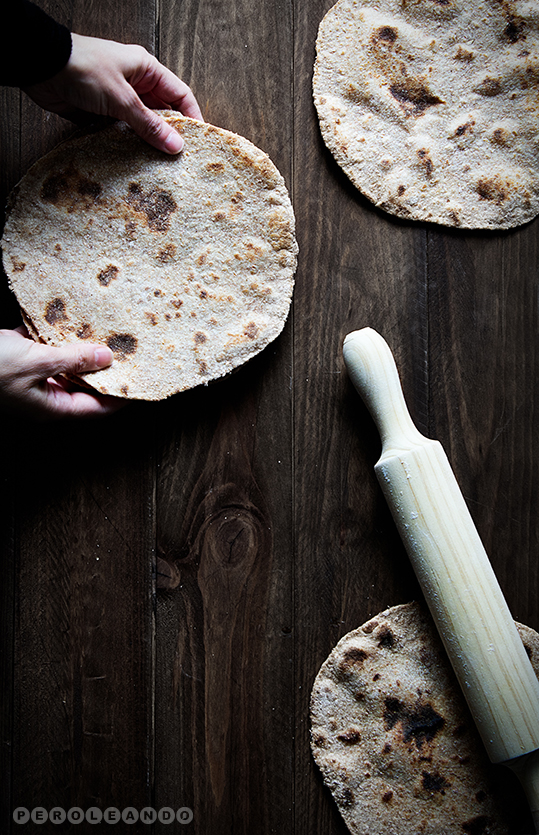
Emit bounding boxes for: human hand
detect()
[0,327,123,420]
[23,33,203,154]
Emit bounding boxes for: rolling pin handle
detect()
[343,328,426,453]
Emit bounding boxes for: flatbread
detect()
[1,112,297,400]
[310,601,539,834]
[313,0,539,228]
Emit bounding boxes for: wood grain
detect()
[1,0,538,832]
[2,2,158,833]
[154,1,295,832]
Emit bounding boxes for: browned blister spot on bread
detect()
[230,144,281,188]
[389,79,444,115]
[97,265,119,286]
[338,788,354,808]
[41,173,69,204]
[372,25,398,44]
[454,44,474,61]
[41,169,102,211]
[337,728,362,744]
[269,211,295,251]
[504,14,527,44]
[450,120,475,139]
[206,161,225,173]
[377,626,395,648]
[476,175,510,204]
[10,256,25,272]
[491,127,509,145]
[417,148,434,177]
[126,183,177,232]
[107,333,138,359]
[244,322,259,339]
[45,297,68,325]
[383,697,445,748]
[336,647,371,680]
[421,770,450,794]
[473,77,502,97]
[77,323,94,339]
[343,647,370,666]
[157,243,177,263]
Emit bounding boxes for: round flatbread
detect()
[310,601,539,834]
[313,0,539,228]
[2,112,297,400]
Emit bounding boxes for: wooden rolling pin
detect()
[343,327,539,830]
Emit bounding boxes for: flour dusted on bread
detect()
[313,0,539,228]
[2,113,297,400]
[310,602,539,834]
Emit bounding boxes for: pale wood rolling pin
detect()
[343,327,539,831]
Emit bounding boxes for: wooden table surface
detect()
[1,1,538,832]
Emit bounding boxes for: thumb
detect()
[115,88,184,154]
[33,343,113,379]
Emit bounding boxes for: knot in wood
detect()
[210,508,260,568]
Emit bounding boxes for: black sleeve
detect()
[0,0,72,88]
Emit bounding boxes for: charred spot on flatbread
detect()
[421,770,450,794]
[476,176,510,205]
[97,265,120,286]
[125,182,177,232]
[41,169,102,211]
[10,256,25,272]
[389,79,444,116]
[504,14,527,44]
[77,323,94,339]
[372,25,397,44]
[383,696,445,748]
[44,297,68,325]
[156,243,177,264]
[244,322,259,339]
[106,333,138,359]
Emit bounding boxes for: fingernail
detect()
[94,347,113,367]
[164,130,184,154]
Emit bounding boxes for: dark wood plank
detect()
[154,0,295,832]
[424,225,539,835]
[427,226,539,630]
[2,2,159,832]
[0,83,21,833]
[9,413,155,818]
[292,4,429,833]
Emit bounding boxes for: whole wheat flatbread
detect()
[1,112,297,400]
[310,601,539,834]
[313,0,539,228]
